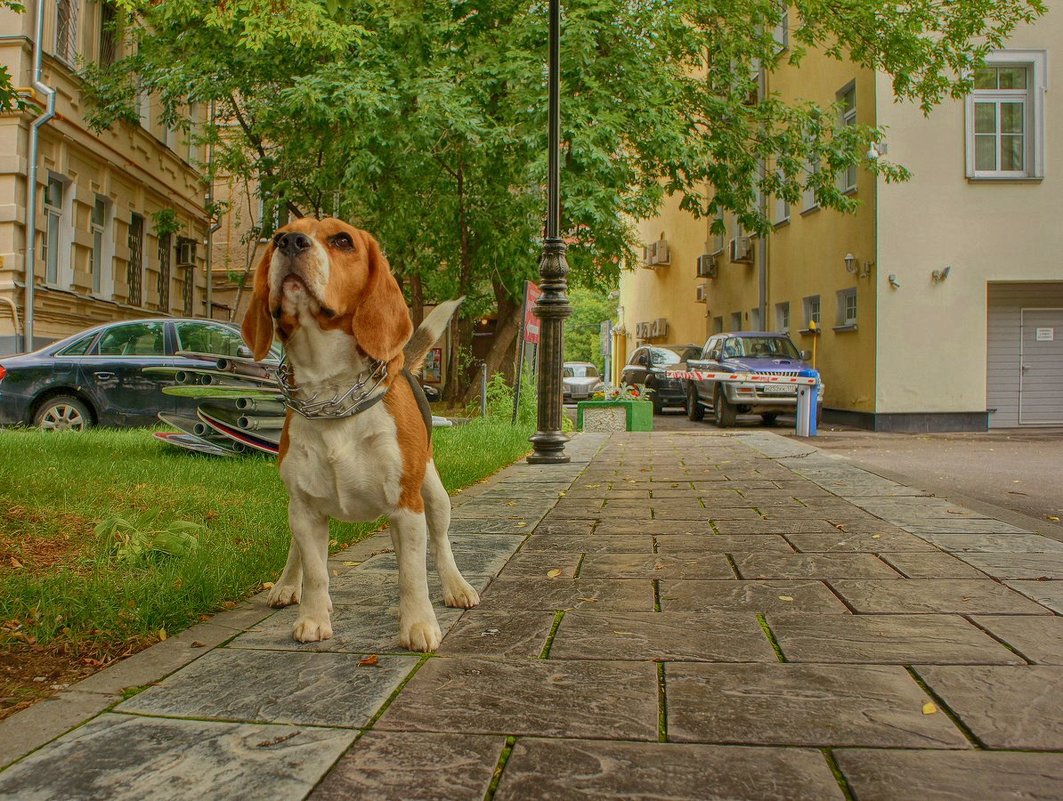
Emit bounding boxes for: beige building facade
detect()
[619,11,1062,430]
[0,0,209,354]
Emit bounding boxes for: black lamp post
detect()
[527,0,572,464]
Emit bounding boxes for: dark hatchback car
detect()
[0,318,278,430]
[620,344,701,413]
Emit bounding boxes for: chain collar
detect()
[276,354,389,420]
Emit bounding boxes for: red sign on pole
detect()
[523,281,543,344]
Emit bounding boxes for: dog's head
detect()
[241,217,412,363]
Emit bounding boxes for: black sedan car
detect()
[620,344,701,414]
[0,318,278,430]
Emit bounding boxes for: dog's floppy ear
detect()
[241,244,276,361]
[351,234,412,363]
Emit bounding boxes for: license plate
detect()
[762,384,797,394]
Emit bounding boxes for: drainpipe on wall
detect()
[204,101,219,320]
[24,0,57,352]
[757,64,767,331]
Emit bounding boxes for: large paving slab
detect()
[577,552,736,579]
[914,665,1063,749]
[915,532,1063,553]
[834,749,1063,801]
[375,658,658,740]
[494,739,846,801]
[732,552,902,579]
[785,530,938,552]
[767,614,1026,664]
[970,615,1063,664]
[659,579,850,614]
[549,611,779,662]
[955,552,1063,580]
[665,663,969,747]
[437,610,557,658]
[118,648,418,728]
[828,579,1053,615]
[473,576,654,611]
[310,731,504,801]
[0,713,356,801]
[1006,580,1063,613]
[879,552,991,579]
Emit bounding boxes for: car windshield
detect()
[726,337,800,359]
[650,347,698,365]
[563,365,599,378]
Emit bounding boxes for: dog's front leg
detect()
[288,498,333,642]
[422,460,479,609]
[390,509,442,652]
[266,539,303,608]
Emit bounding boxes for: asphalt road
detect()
[648,408,1063,534]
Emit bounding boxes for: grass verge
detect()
[0,418,533,714]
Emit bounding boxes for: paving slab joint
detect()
[821,748,857,801]
[962,615,1035,664]
[573,553,586,579]
[755,613,787,663]
[538,611,566,659]
[656,662,668,743]
[905,666,987,749]
[652,580,662,612]
[724,553,741,579]
[483,735,518,801]
[362,654,431,731]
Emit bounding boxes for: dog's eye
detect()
[330,233,354,251]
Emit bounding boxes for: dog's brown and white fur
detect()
[242,217,478,652]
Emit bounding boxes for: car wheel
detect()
[761,413,778,426]
[713,387,736,428]
[686,384,704,421]
[34,395,92,432]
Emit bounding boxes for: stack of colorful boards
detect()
[146,352,284,457]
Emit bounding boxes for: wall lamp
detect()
[844,253,874,278]
[932,265,952,283]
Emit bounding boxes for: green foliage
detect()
[95,513,203,565]
[480,369,537,425]
[150,208,181,238]
[564,287,616,374]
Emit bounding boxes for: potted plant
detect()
[576,384,654,432]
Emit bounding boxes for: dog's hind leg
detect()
[422,459,480,609]
[266,539,303,608]
[390,508,442,652]
[289,498,333,642]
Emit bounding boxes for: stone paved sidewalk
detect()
[2,431,1062,800]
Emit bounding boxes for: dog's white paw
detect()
[443,578,480,609]
[400,619,442,652]
[292,616,332,642]
[267,583,301,608]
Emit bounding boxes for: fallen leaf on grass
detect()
[221,601,237,610]
[158,628,168,642]
[547,569,562,578]
[8,556,23,569]
[778,595,795,602]
[358,655,379,667]
[922,702,938,715]
[262,582,274,590]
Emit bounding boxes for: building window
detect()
[803,295,821,329]
[128,213,145,306]
[711,210,724,255]
[802,158,818,212]
[750,307,761,330]
[713,315,724,334]
[774,169,790,224]
[730,311,742,332]
[55,0,78,65]
[42,176,64,285]
[837,83,857,193]
[775,301,790,333]
[836,288,857,328]
[90,196,111,295]
[773,1,789,51]
[186,103,199,164]
[157,233,172,310]
[966,52,1045,179]
[98,2,118,66]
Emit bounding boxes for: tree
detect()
[564,287,616,375]
[84,0,1045,395]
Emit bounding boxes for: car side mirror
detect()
[799,350,811,361]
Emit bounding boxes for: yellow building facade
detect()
[619,11,1062,430]
[0,1,209,353]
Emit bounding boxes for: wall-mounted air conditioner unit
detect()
[729,236,752,263]
[651,239,670,266]
[695,284,708,303]
[696,254,717,278]
[641,244,652,267]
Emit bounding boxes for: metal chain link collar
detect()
[276,354,389,420]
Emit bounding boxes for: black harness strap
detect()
[402,368,434,442]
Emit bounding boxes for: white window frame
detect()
[43,174,74,288]
[836,288,857,327]
[774,168,790,224]
[712,315,724,334]
[773,1,789,51]
[837,82,857,193]
[801,158,818,212]
[803,295,821,329]
[710,211,725,255]
[730,311,743,332]
[750,307,761,330]
[965,50,1046,180]
[54,0,78,66]
[775,301,790,333]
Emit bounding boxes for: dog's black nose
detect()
[275,232,312,256]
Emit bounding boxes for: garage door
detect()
[1020,308,1063,424]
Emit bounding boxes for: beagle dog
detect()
[241,217,479,652]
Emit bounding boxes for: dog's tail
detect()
[404,297,464,374]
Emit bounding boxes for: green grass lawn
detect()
[0,419,533,650]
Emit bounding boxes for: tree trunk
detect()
[444,163,475,403]
[459,282,521,405]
